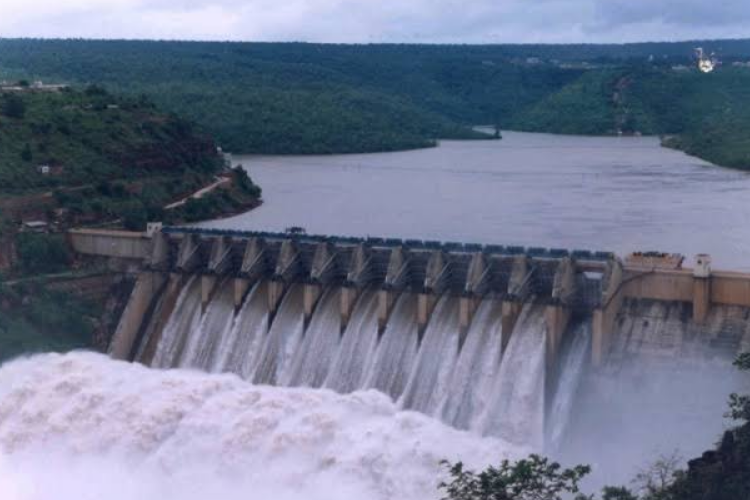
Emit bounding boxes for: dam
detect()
[68,226,750,450]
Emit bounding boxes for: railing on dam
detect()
[160,226,615,262]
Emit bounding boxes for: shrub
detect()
[15,233,71,274]
[1,93,26,119]
[119,200,148,231]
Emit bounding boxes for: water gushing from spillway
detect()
[438,298,504,431]
[212,281,269,377]
[283,288,342,388]
[324,289,380,393]
[0,352,525,500]
[142,280,584,452]
[253,284,305,385]
[479,303,547,449]
[178,279,236,370]
[547,320,591,451]
[150,276,202,369]
[133,276,750,474]
[399,295,460,415]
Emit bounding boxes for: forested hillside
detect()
[0,86,219,193]
[0,86,260,230]
[2,39,750,167]
[512,66,750,169]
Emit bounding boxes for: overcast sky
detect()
[1,0,749,43]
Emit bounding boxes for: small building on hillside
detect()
[36,163,64,176]
[31,81,68,92]
[21,220,49,233]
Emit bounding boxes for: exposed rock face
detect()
[676,425,750,500]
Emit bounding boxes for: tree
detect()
[15,233,70,274]
[439,455,590,500]
[632,452,682,500]
[20,143,32,162]
[2,94,26,118]
[601,487,638,500]
[728,353,750,422]
[119,200,148,231]
[233,165,262,198]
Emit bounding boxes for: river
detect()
[205,131,750,269]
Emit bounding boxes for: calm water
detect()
[205,132,750,269]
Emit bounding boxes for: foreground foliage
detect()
[439,455,590,500]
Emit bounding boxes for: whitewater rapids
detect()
[0,352,525,500]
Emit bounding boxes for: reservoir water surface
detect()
[206,131,750,269]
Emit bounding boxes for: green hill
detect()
[0,86,260,231]
[0,86,220,194]
[2,39,750,168]
[510,66,750,169]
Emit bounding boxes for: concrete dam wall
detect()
[68,227,750,450]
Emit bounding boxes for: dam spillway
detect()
[68,226,750,451]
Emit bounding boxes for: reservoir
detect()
[207,131,750,269]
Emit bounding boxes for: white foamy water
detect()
[0,352,523,500]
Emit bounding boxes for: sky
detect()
[1,0,749,44]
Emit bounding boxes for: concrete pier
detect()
[592,258,624,367]
[340,286,360,333]
[109,271,167,360]
[417,293,439,338]
[545,257,576,373]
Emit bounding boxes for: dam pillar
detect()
[459,295,481,348]
[500,255,530,352]
[379,246,409,334]
[340,286,360,333]
[417,293,439,339]
[592,257,624,367]
[145,229,170,270]
[109,271,167,360]
[545,305,571,374]
[545,257,576,375]
[176,234,202,273]
[501,300,522,353]
[268,279,286,317]
[461,253,490,348]
[201,275,218,312]
[234,277,252,310]
[693,254,712,323]
[138,272,185,365]
[341,244,371,332]
[378,289,398,334]
[303,283,323,328]
[234,237,269,311]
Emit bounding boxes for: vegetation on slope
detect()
[0,86,261,231]
[0,85,262,360]
[0,282,99,362]
[0,85,220,194]
[511,66,750,169]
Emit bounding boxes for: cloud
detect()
[586,0,750,39]
[0,0,746,43]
